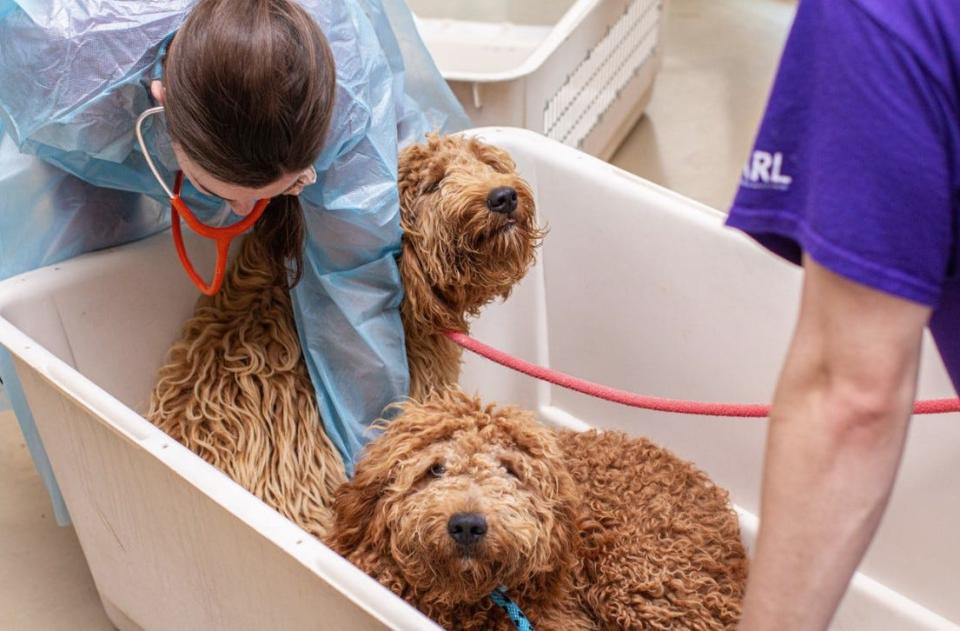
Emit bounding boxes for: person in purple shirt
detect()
[727,0,960,628]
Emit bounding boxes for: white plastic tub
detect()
[411,0,665,159]
[1,129,958,630]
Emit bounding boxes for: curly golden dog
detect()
[147,134,542,538]
[398,134,541,394]
[331,388,748,630]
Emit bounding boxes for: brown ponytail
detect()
[252,195,306,285]
[165,0,336,287]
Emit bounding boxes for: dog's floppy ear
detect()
[523,474,587,603]
[398,132,443,217]
[493,407,588,600]
[399,233,463,333]
[397,134,463,332]
[330,398,437,552]
[330,438,396,553]
[398,143,427,214]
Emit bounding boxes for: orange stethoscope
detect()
[135,105,269,296]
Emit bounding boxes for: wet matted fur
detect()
[147,231,342,539]
[331,388,748,630]
[147,134,543,538]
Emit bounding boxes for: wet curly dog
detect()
[147,134,543,538]
[331,388,748,630]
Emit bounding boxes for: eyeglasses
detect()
[135,106,269,296]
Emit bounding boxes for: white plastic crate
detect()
[412,0,665,159]
[1,129,958,630]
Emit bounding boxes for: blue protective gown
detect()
[0,0,468,524]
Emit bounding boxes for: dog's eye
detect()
[423,180,441,194]
[501,460,520,479]
[428,463,446,478]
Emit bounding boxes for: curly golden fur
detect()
[331,388,748,630]
[563,430,747,629]
[398,134,542,396]
[147,134,542,538]
[147,230,344,539]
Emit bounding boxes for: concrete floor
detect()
[0,413,112,631]
[611,0,797,209]
[0,1,796,628]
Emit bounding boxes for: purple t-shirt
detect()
[727,0,960,391]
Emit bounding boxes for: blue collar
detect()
[489,587,534,631]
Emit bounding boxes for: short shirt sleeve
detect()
[727,0,959,306]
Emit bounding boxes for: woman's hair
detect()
[165,0,336,286]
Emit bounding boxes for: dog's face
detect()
[332,389,580,605]
[398,134,544,324]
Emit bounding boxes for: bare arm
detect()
[739,256,931,630]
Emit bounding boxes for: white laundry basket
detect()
[411,0,665,159]
[1,129,958,630]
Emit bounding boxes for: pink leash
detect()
[444,331,960,417]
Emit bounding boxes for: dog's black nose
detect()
[486,186,518,214]
[448,512,488,547]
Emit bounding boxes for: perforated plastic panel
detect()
[544,0,662,148]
